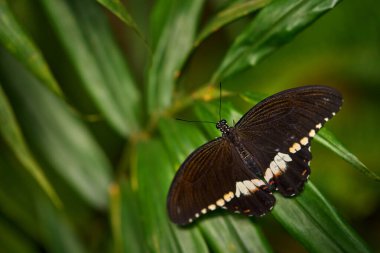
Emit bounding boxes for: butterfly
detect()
[167,85,343,225]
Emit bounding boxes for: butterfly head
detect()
[216,119,230,134]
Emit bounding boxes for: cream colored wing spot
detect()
[300,137,308,146]
[208,204,216,211]
[235,182,250,197]
[270,161,281,176]
[316,123,322,129]
[251,178,265,187]
[309,129,316,137]
[264,168,274,182]
[278,152,292,162]
[243,180,257,192]
[223,191,234,202]
[216,198,225,207]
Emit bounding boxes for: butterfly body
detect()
[167,85,342,225]
[218,121,264,179]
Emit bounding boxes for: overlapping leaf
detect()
[147,0,203,114]
[0,85,60,207]
[0,0,62,96]
[195,0,272,46]
[38,0,140,136]
[213,0,342,81]
[0,50,112,208]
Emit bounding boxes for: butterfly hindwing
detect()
[167,138,275,225]
[235,85,342,196]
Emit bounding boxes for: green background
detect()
[0,0,379,252]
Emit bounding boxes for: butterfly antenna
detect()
[219,82,222,121]
[175,118,215,124]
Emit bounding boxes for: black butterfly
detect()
[167,85,342,225]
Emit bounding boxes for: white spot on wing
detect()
[324,117,329,122]
[224,192,234,202]
[309,129,316,137]
[275,158,286,170]
[270,161,281,176]
[278,152,292,162]
[235,182,249,197]
[195,213,199,218]
[201,208,207,214]
[208,204,216,211]
[251,179,265,187]
[264,168,274,182]
[293,143,301,151]
[243,180,257,192]
[316,123,322,129]
[216,199,225,207]
[300,137,308,145]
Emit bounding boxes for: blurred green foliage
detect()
[0,0,379,252]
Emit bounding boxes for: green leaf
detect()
[0,84,61,208]
[159,117,273,253]
[273,183,371,253]
[36,197,87,253]
[110,180,147,253]
[134,137,208,253]
[0,50,112,209]
[195,0,272,46]
[315,128,380,181]
[0,152,42,242]
[213,0,342,81]
[147,0,203,114]
[38,0,140,136]
[0,217,38,253]
[96,0,146,41]
[0,0,62,96]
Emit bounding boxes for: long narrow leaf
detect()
[0,152,43,241]
[315,129,380,181]
[195,0,271,46]
[36,197,87,253]
[0,50,112,208]
[109,180,147,253]
[96,0,146,41]
[0,217,38,253]
[0,0,62,96]
[213,0,342,81]
[0,85,61,207]
[38,0,140,136]
[147,0,203,114]
[273,183,371,253]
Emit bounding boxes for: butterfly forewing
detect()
[235,86,342,196]
[167,138,275,225]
